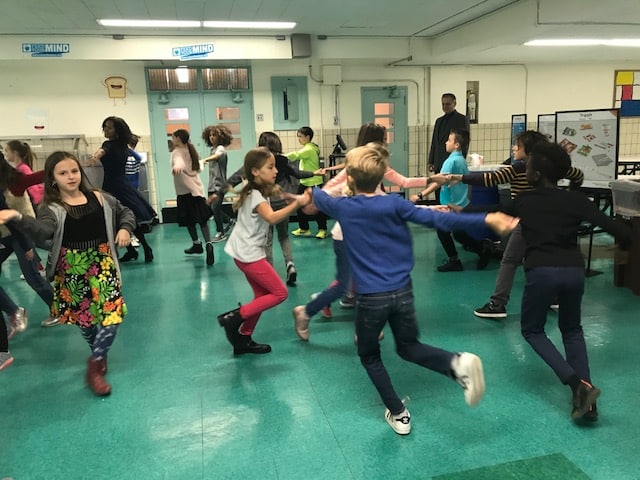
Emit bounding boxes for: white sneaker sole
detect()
[385,408,411,435]
[456,353,485,407]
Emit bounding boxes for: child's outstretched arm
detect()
[256,190,311,225]
[484,211,519,236]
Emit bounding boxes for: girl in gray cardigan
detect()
[0,151,135,396]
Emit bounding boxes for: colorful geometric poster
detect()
[614,70,640,117]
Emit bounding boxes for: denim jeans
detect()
[355,281,455,414]
[0,235,53,307]
[306,239,350,317]
[521,266,589,383]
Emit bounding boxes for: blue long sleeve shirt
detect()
[313,189,487,294]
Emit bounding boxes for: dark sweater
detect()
[507,187,631,269]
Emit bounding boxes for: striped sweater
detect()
[461,161,584,199]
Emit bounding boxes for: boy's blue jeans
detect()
[355,281,455,415]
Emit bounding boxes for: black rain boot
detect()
[119,246,139,262]
[217,306,243,347]
[233,334,272,355]
[185,242,204,254]
[143,246,154,263]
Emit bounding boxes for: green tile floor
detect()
[1,222,638,479]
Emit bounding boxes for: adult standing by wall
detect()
[427,93,471,189]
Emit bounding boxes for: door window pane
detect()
[216,107,240,121]
[374,103,394,115]
[164,108,189,121]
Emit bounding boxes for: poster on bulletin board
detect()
[555,109,619,188]
[537,114,556,142]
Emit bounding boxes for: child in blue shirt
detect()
[307,142,518,435]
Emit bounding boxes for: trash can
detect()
[610,179,640,295]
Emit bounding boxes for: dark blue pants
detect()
[521,266,590,383]
[355,282,455,414]
[306,239,350,317]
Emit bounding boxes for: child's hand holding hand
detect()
[115,229,132,248]
[484,212,519,236]
[0,209,20,224]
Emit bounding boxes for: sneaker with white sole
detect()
[292,306,310,341]
[451,352,485,407]
[385,407,411,435]
[339,296,355,309]
[473,301,507,319]
[212,232,227,243]
[10,307,28,333]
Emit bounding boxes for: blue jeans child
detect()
[355,281,457,415]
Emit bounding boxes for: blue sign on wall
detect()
[22,43,70,57]
[172,44,214,61]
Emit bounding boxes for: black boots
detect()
[143,246,154,263]
[217,307,243,346]
[185,243,204,254]
[233,335,272,355]
[217,307,271,355]
[206,242,214,266]
[119,246,139,262]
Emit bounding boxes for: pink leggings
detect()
[235,258,288,335]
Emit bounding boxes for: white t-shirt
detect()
[224,189,270,263]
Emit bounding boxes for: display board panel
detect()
[537,114,556,142]
[555,109,619,188]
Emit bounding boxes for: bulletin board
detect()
[537,114,556,142]
[555,109,619,188]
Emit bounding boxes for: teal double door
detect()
[147,91,255,211]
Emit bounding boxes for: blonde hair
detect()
[344,143,389,193]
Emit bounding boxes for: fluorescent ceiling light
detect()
[203,21,296,29]
[526,38,640,47]
[97,19,201,28]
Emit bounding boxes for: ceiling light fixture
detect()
[97,19,201,28]
[525,38,640,47]
[203,21,296,29]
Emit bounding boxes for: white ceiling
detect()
[2,0,640,64]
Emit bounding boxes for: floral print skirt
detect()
[52,243,127,327]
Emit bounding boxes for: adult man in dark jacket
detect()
[428,93,471,174]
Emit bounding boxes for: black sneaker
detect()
[184,243,204,254]
[437,259,463,272]
[286,263,297,286]
[571,380,601,420]
[473,301,507,319]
